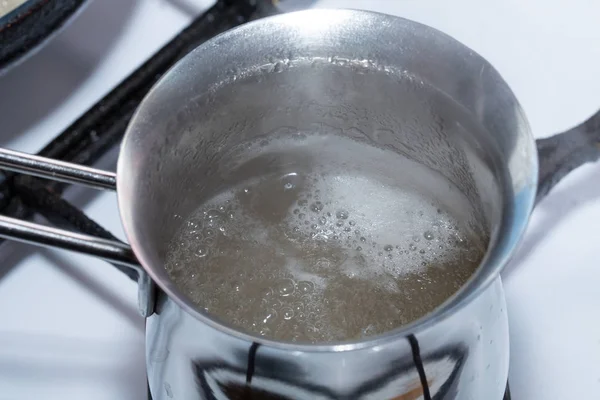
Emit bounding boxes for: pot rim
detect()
[117,8,538,352]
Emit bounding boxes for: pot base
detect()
[145,380,512,399]
[144,355,512,400]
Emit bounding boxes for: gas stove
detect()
[0,1,598,399]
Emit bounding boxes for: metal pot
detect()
[0,9,598,400]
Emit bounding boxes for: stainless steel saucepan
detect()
[0,9,598,400]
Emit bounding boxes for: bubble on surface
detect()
[336,210,349,220]
[165,131,485,343]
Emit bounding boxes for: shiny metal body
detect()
[146,279,509,399]
[0,8,597,400]
[123,10,535,400]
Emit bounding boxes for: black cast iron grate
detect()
[0,0,277,277]
[0,1,512,399]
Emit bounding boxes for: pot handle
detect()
[535,109,600,204]
[0,147,157,318]
[0,212,156,318]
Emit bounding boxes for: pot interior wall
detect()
[119,11,529,318]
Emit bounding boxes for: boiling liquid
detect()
[165,132,485,343]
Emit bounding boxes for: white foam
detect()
[165,131,484,343]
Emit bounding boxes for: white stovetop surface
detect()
[0,0,598,399]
